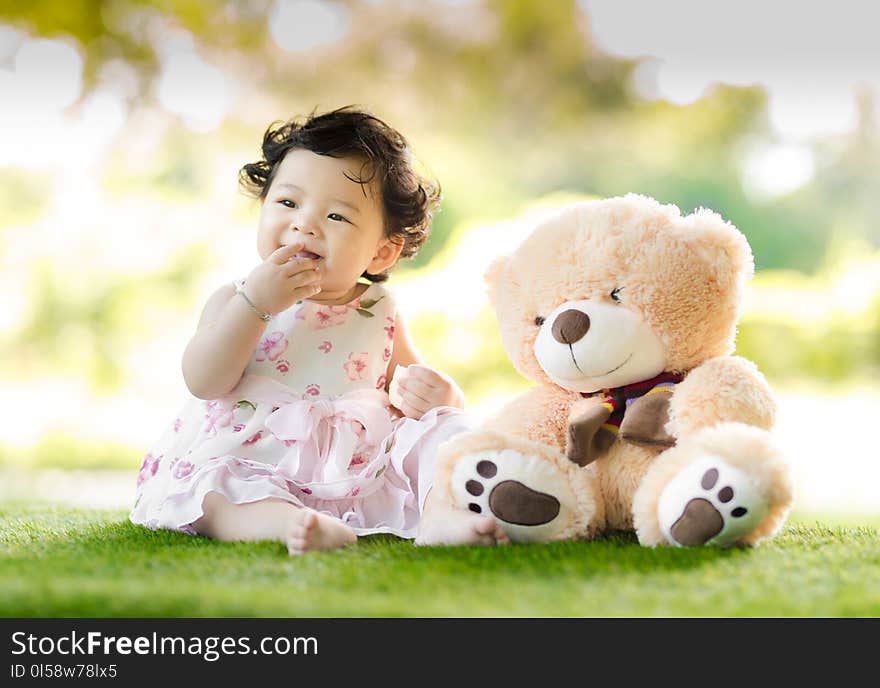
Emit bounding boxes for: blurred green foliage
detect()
[736,248,880,385]
[6,0,876,272]
[4,244,211,390]
[0,433,140,470]
[411,306,530,403]
[737,305,880,384]
[0,171,47,229]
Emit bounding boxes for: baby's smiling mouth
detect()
[295,250,322,260]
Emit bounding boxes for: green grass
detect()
[1,503,878,617]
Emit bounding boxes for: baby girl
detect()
[129,106,508,553]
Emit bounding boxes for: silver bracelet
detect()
[234,281,271,322]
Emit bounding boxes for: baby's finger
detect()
[286,271,321,293]
[285,261,321,281]
[398,377,434,405]
[400,388,431,414]
[283,257,320,276]
[396,395,428,419]
[405,364,444,386]
[270,242,304,265]
[289,283,322,301]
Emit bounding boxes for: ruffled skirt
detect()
[129,374,475,538]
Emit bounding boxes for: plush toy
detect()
[435,194,793,547]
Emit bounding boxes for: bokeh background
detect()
[0,0,877,520]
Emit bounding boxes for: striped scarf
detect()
[581,371,683,437]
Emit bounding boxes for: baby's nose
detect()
[289,218,319,236]
[282,224,315,243]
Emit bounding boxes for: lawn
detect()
[1,503,878,617]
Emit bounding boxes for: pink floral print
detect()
[314,309,346,329]
[137,453,161,486]
[376,374,387,390]
[343,352,369,381]
[237,285,394,397]
[242,431,263,446]
[172,460,195,480]
[204,402,234,435]
[297,305,352,330]
[256,331,288,362]
[384,316,395,340]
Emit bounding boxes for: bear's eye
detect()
[610,287,624,303]
[534,315,546,326]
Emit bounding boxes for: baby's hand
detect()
[390,364,464,420]
[242,243,322,316]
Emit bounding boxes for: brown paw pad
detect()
[464,460,561,526]
[670,468,750,546]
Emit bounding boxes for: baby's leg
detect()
[414,487,510,547]
[193,492,356,555]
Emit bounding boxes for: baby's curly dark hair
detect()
[239,106,441,282]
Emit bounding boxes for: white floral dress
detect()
[129,282,474,538]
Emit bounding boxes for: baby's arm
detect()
[386,311,464,419]
[182,243,321,399]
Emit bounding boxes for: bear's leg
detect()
[434,430,604,543]
[632,422,792,548]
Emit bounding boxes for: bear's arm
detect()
[486,385,581,452]
[666,355,776,439]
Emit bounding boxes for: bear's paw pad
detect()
[464,462,561,526]
[450,450,573,542]
[657,460,768,547]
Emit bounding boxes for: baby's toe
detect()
[472,515,499,536]
[474,533,498,547]
[473,516,510,544]
[286,523,307,540]
[286,537,308,555]
[494,526,511,545]
[301,511,318,531]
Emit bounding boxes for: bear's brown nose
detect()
[551,309,591,344]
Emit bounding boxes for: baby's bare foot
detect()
[415,503,510,547]
[285,509,357,555]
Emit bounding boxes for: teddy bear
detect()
[433,194,793,547]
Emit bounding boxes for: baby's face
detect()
[257,148,396,301]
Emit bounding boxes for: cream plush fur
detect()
[435,194,793,547]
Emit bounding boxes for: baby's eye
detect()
[279,199,297,208]
[328,213,349,223]
[610,287,624,303]
[534,315,545,326]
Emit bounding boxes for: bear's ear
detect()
[681,207,755,289]
[484,254,511,307]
